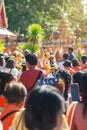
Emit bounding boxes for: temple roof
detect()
[0,28,17,39]
[0,0,7,28]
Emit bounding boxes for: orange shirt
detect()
[81,64,87,70]
[65,67,76,75]
[73,66,82,72]
[0,104,19,130]
[0,96,6,107]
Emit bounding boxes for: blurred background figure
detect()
[1,59,19,79]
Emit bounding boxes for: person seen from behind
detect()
[0,81,27,130]
[68,47,76,61]
[19,53,47,93]
[11,85,64,130]
[67,71,87,130]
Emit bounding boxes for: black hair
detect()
[4,81,27,104]
[6,59,15,68]
[63,60,72,67]
[56,70,71,100]
[63,53,69,60]
[81,55,87,64]
[80,72,87,118]
[24,85,64,130]
[25,53,38,65]
[73,71,83,92]
[72,58,80,67]
[0,72,14,95]
[68,47,73,52]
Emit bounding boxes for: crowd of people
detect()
[0,46,87,130]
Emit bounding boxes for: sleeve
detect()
[41,70,48,78]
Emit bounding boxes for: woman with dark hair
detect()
[72,59,81,72]
[63,60,76,75]
[72,71,83,92]
[11,85,65,130]
[55,70,72,113]
[67,71,87,130]
[56,70,71,101]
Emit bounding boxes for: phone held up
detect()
[70,83,80,101]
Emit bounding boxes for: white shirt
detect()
[0,120,3,130]
[1,67,19,79]
[58,61,65,70]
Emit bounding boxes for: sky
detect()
[82,0,87,4]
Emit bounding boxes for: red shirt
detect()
[19,68,47,90]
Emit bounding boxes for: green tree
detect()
[5,0,86,40]
[26,24,44,44]
[23,23,44,52]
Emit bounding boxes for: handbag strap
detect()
[9,69,12,73]
[70,102,78,129]
[1,110,18,122]
[27,70,42,92]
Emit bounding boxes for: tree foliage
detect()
[5,0,86,40]
[26,24,44,44]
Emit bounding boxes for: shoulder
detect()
[40,69,48,77]
[35,68,48,77]
[60,114,70,130]
[11,108,28,130]
[12,68,18,72]
[66,102,78,125]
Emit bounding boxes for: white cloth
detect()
[1,67,19,78]
[58,61,65,70]
[0,120,3,130]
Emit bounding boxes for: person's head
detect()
[72,58,80,67]
[6,59,16,68]
[63,60,72,67]
[56,70,71,100]
[0,72,15,95]
[24,85,64,130]
[25,53,38,68]
[73,71,83,91]
[68,47,74,54]
[63,53,69,60]
[81,55,87,64]
[4,81,27,106]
